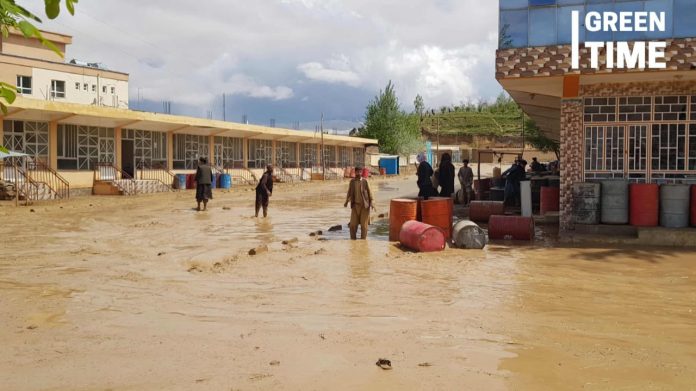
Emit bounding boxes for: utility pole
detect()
[520,109,525,156]
[321,113,325,181]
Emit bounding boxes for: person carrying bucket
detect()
[255,165,274,218]
[195,157,213,211]
[344,166,375,240]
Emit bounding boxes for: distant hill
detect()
[421,111,523,138]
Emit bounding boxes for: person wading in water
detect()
[255,164,274,218]
[344,166,375,240]
[195,157,213,211]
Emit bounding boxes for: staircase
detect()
[1,159,69,202]
[95,163,173,196]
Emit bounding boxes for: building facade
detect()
[497,0,696,230]
[0,29,129,108]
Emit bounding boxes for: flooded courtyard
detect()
[1,177,695,390]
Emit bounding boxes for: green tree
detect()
[525,117,560,159]
[413,94,424,117]
[360,81,422,155]
[0,0,78,113]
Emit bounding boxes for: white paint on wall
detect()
[22,68,129,108]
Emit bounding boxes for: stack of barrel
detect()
[390,197,453,252]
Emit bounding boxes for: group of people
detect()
[415,152,475,205]
[194,156,375,240]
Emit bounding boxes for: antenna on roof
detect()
[222,93,226,121]
[242,114,248,124]
[270,119,276,128]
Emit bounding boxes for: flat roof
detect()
[3,97,377,147]
[8,27,73,45]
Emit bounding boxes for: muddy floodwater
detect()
[1,177,695,390]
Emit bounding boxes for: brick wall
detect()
[559,99,583,232]
[496,38,696,79]
[580,80,696,96]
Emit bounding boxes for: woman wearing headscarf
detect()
[438,153,455,198]
[416,152,438,199]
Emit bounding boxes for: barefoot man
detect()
[195,157,213,211]
[344,166,375,240]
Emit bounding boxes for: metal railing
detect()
[137,162,176,190]
[94,162,137,195]
[1,160,40,205]
[222,164,257,185]
[26,160,70,199]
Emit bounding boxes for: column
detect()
[208,135,215,167]
[559,99,584,233]
[334,145,339,167]
[0,117,4,147]
[242,138,249,169]
[167,133,174,170]
[271,139,277,166]
[49,121,58,170]
[295,142,301,168]
[114,127,122,169]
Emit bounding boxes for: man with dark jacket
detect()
[416,152,438,199]
[255,165,274,218]
[195,157,213,211]
[438,153,455,198]
[344,167,375,240]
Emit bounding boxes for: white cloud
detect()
[297,62,361,87]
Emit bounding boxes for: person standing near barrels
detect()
[416,153,438,199]
[255,164,274,218]
[344,167,375,240]
[195,157,213,211]
[458,159,474,205]
[438,153,455,198]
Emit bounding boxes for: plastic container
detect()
[421,197,454,239]
[660,184,690,228]
[176,174,187,190]
[452,220,488,249]
[629,183,659,227]
[600,180,629,225]
[389,199,418,242]
[399,221,446,252]
[468,201,505,223]
[220,173,232,189]
[186,174,196,189]
[540,186,560,216]
[488,215,535,241]
[210,173,217,189]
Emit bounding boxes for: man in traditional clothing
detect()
[195,157,213,211]
[255,165,274,218]
[458,159,474,205]
[344,166,375,240]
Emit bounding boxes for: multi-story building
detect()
[497,0,696,231]
[0,28,129,108]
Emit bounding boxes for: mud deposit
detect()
[1,178,695,390]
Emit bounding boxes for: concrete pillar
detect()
[334,145,339,167]
[242,138,249,169]
[167,133,174,170]
[0,116,4,147]
[272,139,277,166]
[114,127,122,169]
[559,99,584,233]
[316,143,321,167]
[49,121,58,170]
[295,142,300,168]
[208,135,215,167]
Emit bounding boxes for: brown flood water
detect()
[0,177,695,390]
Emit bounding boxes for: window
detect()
[3,120,49,163]
[102,86,107,93]
[92,84,96,92]
[110,87,115,94]
[16,76,32,94]
[57,125,115,170]
[83,83,88,91]
[75,82,80,90]
[51,80,66,99]
[214,136,244,168]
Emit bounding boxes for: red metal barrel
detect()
[630,183,659,227]
[692,185,696,227]
[469,201,505,223]
[362,167,370,178]
[350,167,356,178]
[186,174,196,189]
[389,199,418,242]
[379,168,387,176]
[540,186,560,215]
[488,215,535,241]
[399,221,446,252]
[344,167,352,178]
[420,197,453,239]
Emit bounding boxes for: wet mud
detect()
[0,176,695,390]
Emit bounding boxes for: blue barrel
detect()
[220,173,232,189]
[210,173,217,189]
[176,174,186,190]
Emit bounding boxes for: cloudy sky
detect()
[25,0,502,130]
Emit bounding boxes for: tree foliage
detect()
[0,0,78,113]
[359,81,422,155]
[413,94,424,117]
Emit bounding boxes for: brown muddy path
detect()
[1,177,695,390]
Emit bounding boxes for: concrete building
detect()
[1,28,129,108]
[0,30,375,198]
[497,0,696,231]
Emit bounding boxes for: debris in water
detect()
[249,245,269,256]
[157,252,165,256]
[269,360,280,366]
[282,238,298,245]
[328,225,342,232]
[223,206,231,210]
[318,237,328,242]
[376,358,392,370]
[314,248,326,255]
[30,209,35,213]
[26,325,38,330]
[309,230,323,237]
[378,213,386,218]
[319,333,325,340]
[418,362,432,367]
